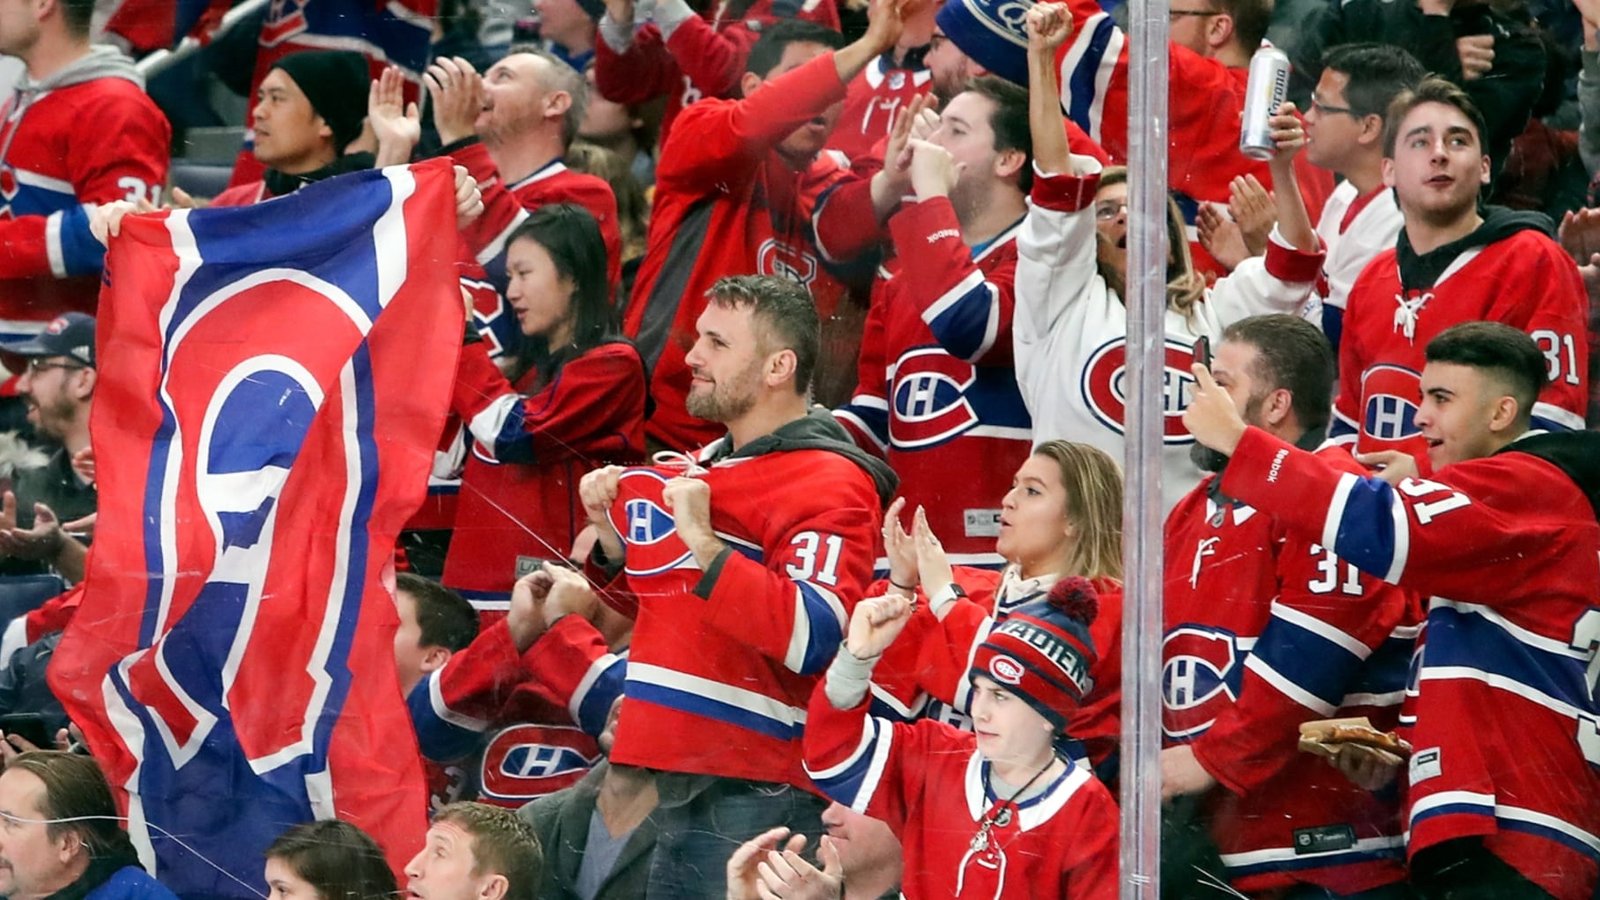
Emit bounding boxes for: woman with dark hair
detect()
[263,820,397,900]
[439,203,647,613]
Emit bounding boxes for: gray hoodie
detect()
[0,45,144,168]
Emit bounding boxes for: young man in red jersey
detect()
[1187,320,1600,900]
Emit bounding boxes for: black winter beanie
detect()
[271,50,371,151]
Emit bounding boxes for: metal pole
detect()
[1118,0,1169,892]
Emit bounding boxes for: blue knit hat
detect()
[935,0,1029,86]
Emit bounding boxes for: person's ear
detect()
[1380,156,1396,189]
[478,873,510,900]
[546,90,573,121]
[72,367,96,402]
[994,148,1026,183]
[766,348,798,388]
[1488,393,1521,435]
[420,646,452,676]
[314,114,334,141]
[1262,387,1293,429]
[1208,12,1235,51]
[1356,113,1384,147]
[739,71,764,99]
[1478,152,1491,186]
[55,829,82,865]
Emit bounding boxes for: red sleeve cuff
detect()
[887,195,961,246]
[1030,166,1101,213]
[1263,233,1326,284]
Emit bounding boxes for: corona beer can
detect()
[1240,46,1292,160]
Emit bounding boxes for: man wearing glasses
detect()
[0,312,96,585]
[1294,43,1424,352]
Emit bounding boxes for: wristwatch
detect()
[927,581,967,616]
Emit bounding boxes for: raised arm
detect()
[1027,4,1073,174]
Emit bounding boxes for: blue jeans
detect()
[645,775,827,899]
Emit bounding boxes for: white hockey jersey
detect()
[1013,159,1325,512]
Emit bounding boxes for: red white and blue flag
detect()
[48,160,462,898]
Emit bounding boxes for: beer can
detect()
[1240,46,1291,160]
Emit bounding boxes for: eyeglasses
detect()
[25,358,85,374]
[1310,97,1358,117]
[1095,200,1127,221]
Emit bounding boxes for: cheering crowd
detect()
[0,0,1598,892]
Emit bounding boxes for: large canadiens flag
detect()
[47,160,462,898]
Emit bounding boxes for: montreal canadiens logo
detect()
[620,498,675,545]
[1080,337,1200,444]
[609,469,694,577]
[890,348,979,449]
[479,724,599,804]
[1359,363,1422,444]
[1160,627,1241,739]
[756,238,819,288]
[988,655,1025,685]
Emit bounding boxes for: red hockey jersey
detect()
[803,688,1119,899]
[1221,427,1600,900]
[593,0,840,145]
[1330,218,1589,461]
[0,48,169,335]
[1163,445,1415,894]
[601,411,892,787]
[828,50,932,162]
[831,199,1029,568]
[408,612,626,806]
[439,338,646,612]
[623,52,872,451]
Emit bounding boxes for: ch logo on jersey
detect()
[1081,337,1201,443]
[889,348,980,449]
[756,238,819,288]
[478,724,599,805]
[622,498,676,544]
[260,0,310,46]
[1360,364,1421,444]
[1161,627,1242,739]
[608,469,695,577]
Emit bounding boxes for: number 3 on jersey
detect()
[786,531,843,586]
[117,176,160,205]
[1571,608,1600,766]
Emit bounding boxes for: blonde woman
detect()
[870,440,1125,776]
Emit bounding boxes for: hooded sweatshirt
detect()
[0,45,168,331]
[604,406,898,788]
[1330,205,1590,462]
